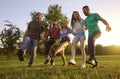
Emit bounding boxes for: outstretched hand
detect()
[39,40,43,45]
[106,25,111,32]
[39,37,46,45]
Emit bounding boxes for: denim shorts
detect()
[74,31,86,40]
[60,37,70,44]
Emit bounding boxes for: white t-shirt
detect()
[73,19,85,34]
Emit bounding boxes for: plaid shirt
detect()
[46,26,60,39]
[27,21,44,40]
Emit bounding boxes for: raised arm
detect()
[99,18,111,32]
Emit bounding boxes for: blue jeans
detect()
[21,36,38,65]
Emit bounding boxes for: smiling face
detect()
[36,12,42,21]
[72,11,80,20]
[73,12,78,19]
[61,21,67,29]
[53,20,58,27]
[82,6,90,16]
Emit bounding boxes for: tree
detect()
[30,11,37,21]
[0,20,21,59]
[44,4,68,28]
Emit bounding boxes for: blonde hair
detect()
[61,20,68,29]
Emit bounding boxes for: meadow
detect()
[0,55,120,79]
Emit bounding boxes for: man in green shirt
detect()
[82,6,111,68]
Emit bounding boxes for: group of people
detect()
[17,6,111,68]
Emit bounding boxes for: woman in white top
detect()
[68,11,86,68]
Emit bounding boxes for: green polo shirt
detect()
[85,13,101,36]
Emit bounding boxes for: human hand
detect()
[39,39,43,45]
[106,25,111,32]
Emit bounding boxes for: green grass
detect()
[0,55,120,79]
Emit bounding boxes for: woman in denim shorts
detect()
[68,11,86,68]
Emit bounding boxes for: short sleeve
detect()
[94,13,101,20]
[27,21,32,30]
[81,19,85,26]
[67,28,73,34]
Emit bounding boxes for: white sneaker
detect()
[81,64,86,68]
[68,59,76,65]
[86,59,95,65]
[91,60,95,65]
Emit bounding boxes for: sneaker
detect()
[51,62,55,66]
[68,59,76,65]
[17,49,24,61]
[44,59,50,65]
[92,64,99,68]
[92,60,99,68]
[81,64,86,68]
[86,59,95,65]
[50,59,55,66]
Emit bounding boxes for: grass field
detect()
[0,55,120,79]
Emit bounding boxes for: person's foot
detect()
[86,59,95,65]
[51,62,55,66]
[50,59,55,66]
[28,64,32,67]
[68,59,76,65]
[92,60,99,68]
[92,64,99,68]
[44,59,50,65]
[81,64,86,69]
[62,63,67,66]
[17,49,24,61]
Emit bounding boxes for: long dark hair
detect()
[71,11,81,28]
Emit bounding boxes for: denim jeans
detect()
[88,31,101,60]
[21,36,38,64]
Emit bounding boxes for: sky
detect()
[0,0,120,46]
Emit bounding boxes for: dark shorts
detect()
[60,37,70,44]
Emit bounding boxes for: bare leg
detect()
[80,39,86,65]
[54,42,69,57]
[71,37,79,60]
[60,49,67,66]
